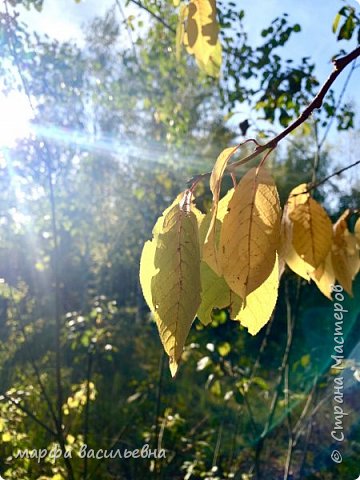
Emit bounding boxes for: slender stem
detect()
[319,59,356,150]
[311,119,321,184]
[8,287,59,432]
[307,159,360,193]
[115,0,140,63]
[283,365,293,480]
[128,0,175,33]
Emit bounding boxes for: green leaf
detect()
[197,261,241,325]
[338,14,355,40]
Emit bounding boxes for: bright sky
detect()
[2,0,359,155]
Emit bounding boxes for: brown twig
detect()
[189,45,360,186]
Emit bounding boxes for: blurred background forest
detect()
[0,0,360,479]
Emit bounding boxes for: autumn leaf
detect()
[289,196,332,270]
[176,4,188,61]
[355,217,360,247]
[197,189,241,325]
[195,39,222,78]
[183,0,222,77]
[233,254,279,335]
[281,202,313,281]
[203,147,238,274]
[139,193,201,376]
[331,210,359,295]
[219,167,281,299]
[310,253,335,299]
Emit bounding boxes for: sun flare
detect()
[0,91,32,147]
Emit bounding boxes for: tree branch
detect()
[307,159,360,193]
[2,394,57,437]
[128,0,176,33]
[189,45,360,186]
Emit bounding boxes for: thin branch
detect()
[8,288,59,434]
[2,394,56,437]
[319,59,356,150]
[128,0,176,33]
[83,348,94,480]
[115,0,140,64]
[283,364,293,480]
[190,45,360,186]
[307,158,360,192]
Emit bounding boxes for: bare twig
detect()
[115,0,140,63]
[83,348,94,480]
[307,158,360,192]
[8,288,59,434]
[128,0,175,33]
[319,59,356,150]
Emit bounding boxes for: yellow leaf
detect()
[195,39,222,78]
[355,217,360,248]
[183,0,222,77]
[139,240,158,312]
[173,0,180,6]
[197,189,241,325]
[331,210,359,296]
[140,196,183,312]
[285,242,314,280]
[310,253,335,299]
[233,254,279,335]
[141,193,201,376]
[219,167,281,299]
[279,200,314,282]
[176,4,188,61]
[289,197,332,269]
[203,148,238,275]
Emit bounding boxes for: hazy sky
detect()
[6,0,359,200]
[18,0,360,104]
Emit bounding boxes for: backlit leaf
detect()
[355,217,360,247]
[203,148,238,274]
[176,4,188,61]
[219,167,281,299]
[140,193,201,376]
[233,254,279,335]
[198,190,241,325]
[195,39,222,78]
[283,184,315,280]
[331,210,359,296]
[311,253,335,299]
[183,0,222,77]
[289,196,332,269]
